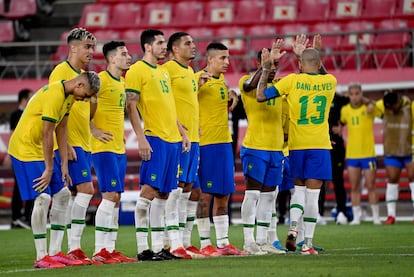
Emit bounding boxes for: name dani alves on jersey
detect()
[296,82,333,91]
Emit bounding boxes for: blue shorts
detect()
[55,147,92,190]
[240,146,283,187]
[10,155,64,201]
[192,174,201,189]
[178,142,200,184]
[346,157,377,170]
[289,149,332,180]
[280,155,294,191]
[140,136,180,193]
[199,143,235,195]
[384,155,413,169]
[92,152,127,193]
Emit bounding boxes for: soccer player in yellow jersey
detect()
[89,41,136,264]
[126,29,190,261]
[196,42,246,256]
[375,91,414,224]
[239,45,287,255]
[49,27,98,265]
[8,72,100,268]
[340,83,380,225]
[163,32,210,259]
[257,46,336,255]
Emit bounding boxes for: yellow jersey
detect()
[49,61,91,151]
[91,70,126,154]
[8,81,74,161]
[196,71,231,146]
[340,104,376,158]
[163,60,199,142]
[125,60,181,142]
[239,75,283,151]
[274,73,336,150]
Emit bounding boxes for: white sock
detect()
[410,182,414,211]
[178,191,191,243]
[70,193,92,252]
[197,217,211,248]
[135,197,151,254]
[296,216,305,243]
[303,188,320,247]
[150,198,166,253]
[241,190,260,246]
[352,206,361,223]
[290,186,306,227]
[183,200,198,248]
[32,193,51,260]
[107,207,119,252]
[49,187,70,256]
[386,183,398,217]
[371,204,380,223]
[268,189,279,244]
[165,187,183,251]
[256,191,273,245]
[94,199,115,254]
[213,215,229,248]
[65,195,75,250]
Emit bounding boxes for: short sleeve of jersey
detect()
[274,74,296,96]
[125,62,142,95]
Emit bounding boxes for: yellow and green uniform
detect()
[8,81,74,161]
[91,70,126,154]
[340,103,376,159]
[49,61,91,151]
[163,60,199,142]
[196,71,231,146]
[272,73,336,150]
[125,60,181,142]
[239,75,283,151]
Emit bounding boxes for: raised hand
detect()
[261,48,272,70]
[312,34,322,51]
[292,33,309,58]
[270,38,287,62]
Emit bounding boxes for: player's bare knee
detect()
[76,182,95,195]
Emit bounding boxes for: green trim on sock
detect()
[50,224,66,231]
[135,227,149,232]
[33,233,47,239]
[71,219,85,225]
[256,221,270,227]
[200,237,210,241]
[179,223,186,228]
[151,227,165,232]
[290,203,304,212]
[243,224,255,228]
[187,216,195,222]
[166,225,179,231]
[303,217,317,223]
[66,224,71,229]
[95,226,111,232]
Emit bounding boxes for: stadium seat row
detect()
[0,0,37,19]
[81,0,414,31]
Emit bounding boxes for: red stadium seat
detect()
[0,0,4,17]
[246,25,278,54]
[234,0,267,25]
[172,1,204,28]
[394,0,414,18]
[78,4,111,30]
[372,19,411,69]
[215,26,247,55]
[141,2,173,28]
[329,0,362,21]
[51,31,70,62]
[204,1,235,26]
[265,0,297,23]
[311,22,343,70]
[186,27,215,55]
[361,0,397,20]
[121,29,143,60]
[4,0,37,19]
[110,3,142,30]
[340,21,376,70]
[93,29,121,58]
[297,0,330,22]
[280,24,309,50]
[0,20,14,42]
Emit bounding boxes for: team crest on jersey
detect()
[207,181,213,188]
[82,170,88,177]
[248,163,253,171]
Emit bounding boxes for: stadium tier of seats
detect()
[50,0,412,73]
